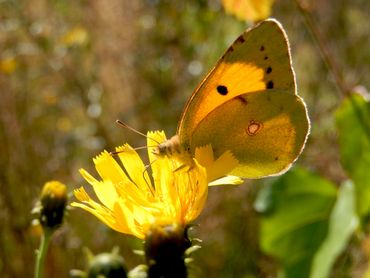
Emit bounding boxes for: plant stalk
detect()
[35,229,52,278]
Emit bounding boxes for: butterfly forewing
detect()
[178,19,296,145]
[174,19,309,179]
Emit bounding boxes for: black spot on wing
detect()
[266,67,272,74]
[266,81,274,89]
[260,45,265,51]
[217,85,228,95]
[264,56,268,60]
[236,35,245,43]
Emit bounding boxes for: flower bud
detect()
[39,181,67,230]
[87,253,127,278]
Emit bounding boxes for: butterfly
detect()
[155,18,309,179]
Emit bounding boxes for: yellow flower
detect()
[61,26,88,47]
[72,131,209,239]
[222,0,275,22]
[0,56,17,74]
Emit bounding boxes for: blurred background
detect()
[0,0,369,277]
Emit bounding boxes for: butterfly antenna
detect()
[110,146,149,156]
[116,120,161,144]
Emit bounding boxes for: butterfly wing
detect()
[189,90,309,178]
[177,19,297,145]
[177,19,309,178]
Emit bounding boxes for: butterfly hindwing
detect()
[188,90,309,178]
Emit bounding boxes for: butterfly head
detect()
[153,135,181,156]
[152,135,194,168]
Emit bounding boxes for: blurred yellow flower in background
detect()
[72,131,209,239]
[222,0,275,22]
[61,26,89,47]
[0,56,17,74]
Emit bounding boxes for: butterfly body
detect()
[157,19,309,178]
[154,135,194,167]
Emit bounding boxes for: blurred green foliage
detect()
[0,0,369,277]
[257,168,338,277]
[336,94,370,217]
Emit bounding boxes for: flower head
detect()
[222,0,275,22]
[71,131,208,239]
[33,180,68,231]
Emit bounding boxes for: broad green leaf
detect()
[311,181,359,278]
[335,93,370,216]
[257,168,337,278]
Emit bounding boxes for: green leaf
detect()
[335,93,370,216]
[310,181,359,278]
[257,168,337,278]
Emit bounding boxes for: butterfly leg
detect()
[173,163,194,173]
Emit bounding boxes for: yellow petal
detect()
[147,131,167,164]
[205,150,239,183]
[208,175,244,186]
[73,186,90,202]
[72,187,113,217]
[112,201,139,236]
[115,179,157,210]
[94,151,128,185]
[156,160,179,217]
[147,131,168,181]
[195,145,214,167]
[71,201,121,231]
[92,180,119,210]
[79,168,99,186]
[79,169,119,210]
[116,144,153,193]
[164,160,208,224]
[71,189,128,233]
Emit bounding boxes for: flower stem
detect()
[294,0,370,140]
[35,229,53,278]
[293,0,350,98]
